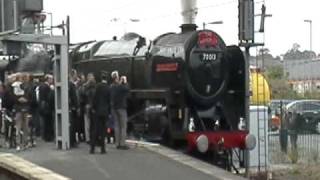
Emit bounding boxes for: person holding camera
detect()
[110,71,130,150]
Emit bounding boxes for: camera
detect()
[120,76,127,84]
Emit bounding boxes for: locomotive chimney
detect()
[180,0,198,32]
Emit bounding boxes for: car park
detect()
[284,100,320,134]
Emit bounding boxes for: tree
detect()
[283,43,302,60]
[259,48,270,55]
[283,43,316,60]
[265,66,284,79]
[257,47,273,60]
[264,66,300,99]
[301,50,316,59]
[292,43,300,51]
[267,78,299,99]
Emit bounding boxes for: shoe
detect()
[27,142,32,148]
[90,150,95,154]
[16,146,21,151]
[5,141,10,148]
[101,150,107,154]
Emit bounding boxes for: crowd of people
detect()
[0,69,130,154]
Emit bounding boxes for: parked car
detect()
[269,99,293,131]
[284,100,320,134]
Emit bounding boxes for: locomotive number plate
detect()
[201,53,217,61]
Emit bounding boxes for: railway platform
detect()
[0,140,247,180]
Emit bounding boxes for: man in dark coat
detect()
[90,73,110,154]
[69,80,79,147]
[38,75,54,142]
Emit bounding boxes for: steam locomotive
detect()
[71,24,255,170]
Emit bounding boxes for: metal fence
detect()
[268,129,320,164]
[250,48,320,172]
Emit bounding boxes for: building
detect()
[284,58,320,94]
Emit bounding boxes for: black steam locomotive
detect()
[71,24,247,146]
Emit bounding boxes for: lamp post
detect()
[202,20,223,30]
[304,19,312,52]
[303,19,313,95]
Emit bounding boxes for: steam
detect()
[15,44,51,74]
[181,0,198,24]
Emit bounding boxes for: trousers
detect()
[84,105,91,142]
[15,111,30,147]
[112,109,127,147]
[90,114,107,152]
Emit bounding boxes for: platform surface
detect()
[0,141,220,180]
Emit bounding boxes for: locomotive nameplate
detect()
[156,63,178,72]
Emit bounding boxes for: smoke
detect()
[181,0,198,24]
[15,44,51,74]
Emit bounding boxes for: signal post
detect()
[238,0,270,176]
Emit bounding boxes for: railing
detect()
[268,130,320,164]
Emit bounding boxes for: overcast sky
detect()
[43,0,320,56]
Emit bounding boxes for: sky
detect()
[43,0,320,57]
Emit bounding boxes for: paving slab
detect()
[0,141,247,180]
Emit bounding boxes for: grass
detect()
[288,148,299,164]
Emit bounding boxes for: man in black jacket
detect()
[39,75,54,142]
[90,73,109,154]
[69,79,79,148]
